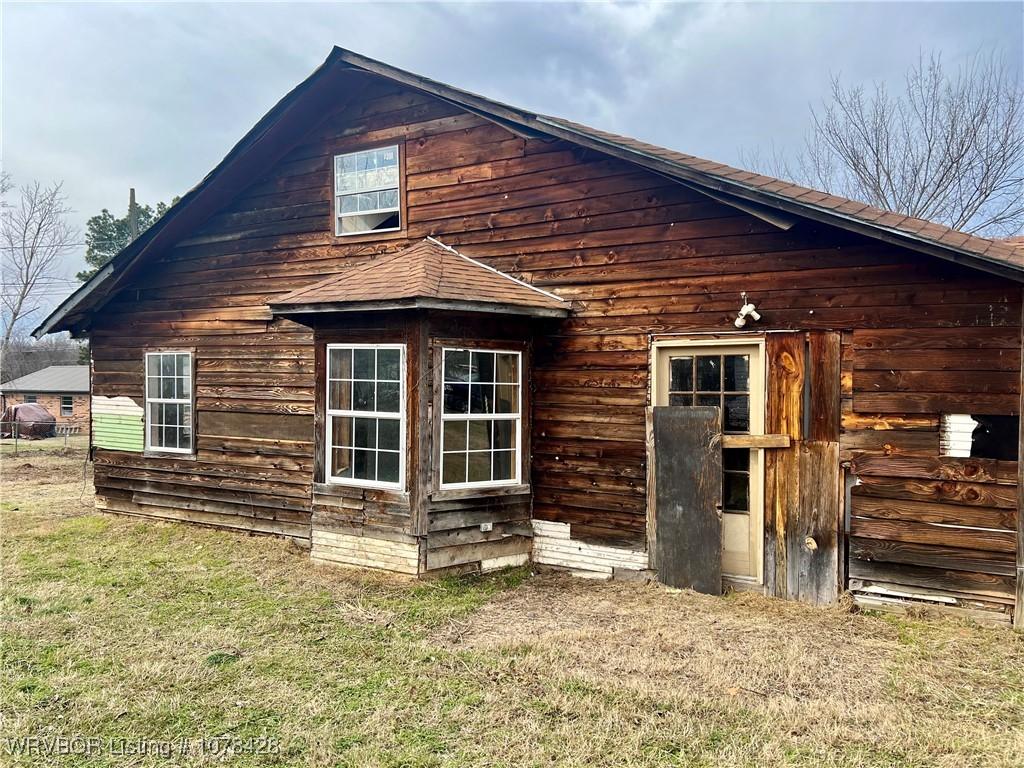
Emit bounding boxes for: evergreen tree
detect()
[76,197,178,281]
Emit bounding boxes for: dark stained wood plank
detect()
[652,406,722,594]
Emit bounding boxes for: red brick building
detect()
[0,365,90,426]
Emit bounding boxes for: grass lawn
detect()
[2,448,1023,767]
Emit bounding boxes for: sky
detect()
[2,1,1022,308]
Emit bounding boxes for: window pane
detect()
[378,418,400,452]
[377,349,400,381]
[352,450,375,481]
[670,357,693,392]
[467,451,491,483]
[470,383,493,414]
[331,417,353,449]
[495,353,519,384]
[445,350,471,382]
[175,354,189,377]
[161,376,176,398]
[493,450,515,481]
[443,420,467,452]
[353,381,375,411]
[329,380,351,411]
[379,188,399,210]
[696,356,721,391]
[161,355,175,377]
[353,417,376,449]
[444,383,469,414]
[471,351,495,383]
[339,211,399,234]
[353,349,374,379]
[468,420,492,450]
[724,355,749,392]
[331,447,353,478]
[377,451,400,484]
[724,472,749,513]
[495,384,517,414]
[442,452,467,485]
[668,393,692,406]
[178,374,191,399]
[493,420,514,450]
[329,348,352,380]
[696,394,720,409]
[376,382,400,413]
[724,395,750,433]
[147,377,160,398]
[723,448,749,472]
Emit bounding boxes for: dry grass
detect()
[2,448,1023,767]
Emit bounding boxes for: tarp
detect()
[1,402,57,438]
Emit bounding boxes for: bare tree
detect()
[1,180,78,350]
[742,51,1024,236]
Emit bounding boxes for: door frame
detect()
[649,334,767,587]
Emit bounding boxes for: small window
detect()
[23,394,37,404]
[145,351,193,454]
[326,344,405,489]
[60,396,74,417]
[334,146,401,236]
[440,349,521,489]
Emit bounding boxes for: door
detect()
[654,340,765,584]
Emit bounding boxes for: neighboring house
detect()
[0,365,90,427]
[34,48,1024,626]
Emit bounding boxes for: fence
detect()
[1,420,83,454]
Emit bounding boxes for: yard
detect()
[2,447,1023,768]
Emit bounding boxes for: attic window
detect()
[334,146,401,236]
[940,414,1018,461]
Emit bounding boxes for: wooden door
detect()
[652,406,722,593]
[654,340,766,585]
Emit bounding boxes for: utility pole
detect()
[128,188,139,241]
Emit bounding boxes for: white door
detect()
[654,340,765,584]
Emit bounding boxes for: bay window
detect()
[440,349,521,488]
[326,344,405,489]
[145,351,193,453]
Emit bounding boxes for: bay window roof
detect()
[270,238,569,318]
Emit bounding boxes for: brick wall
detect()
[2,393,90,426]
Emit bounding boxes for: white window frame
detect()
[325,343,406,491]
[334,145,401,237]
[439,347,522,490]
[60,395,74,417]
[144,350,194,455]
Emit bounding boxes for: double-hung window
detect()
[60,396,74,417]
[334,146,401,236]
[440,349,521,488]
[326,344,405,489]
[145,351,193,453]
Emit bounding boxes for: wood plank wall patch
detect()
[533,520,649,579]
[311,528,420,575]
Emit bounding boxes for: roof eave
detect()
[270,297,569,318]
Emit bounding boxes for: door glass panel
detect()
[723,394,750,433]
[696,356,721,390]
[724,355,749,391]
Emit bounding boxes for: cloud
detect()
[3,1,1020,293]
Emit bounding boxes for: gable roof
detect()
[270,237,568,317]
[34,46,1024,338]
[0,365,89,393]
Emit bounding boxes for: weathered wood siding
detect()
[88,78,1020,606]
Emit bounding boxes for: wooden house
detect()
[35,48,1024,626]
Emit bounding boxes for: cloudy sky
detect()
[3,1,1021,299]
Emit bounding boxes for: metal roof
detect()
[0,365,90,393]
